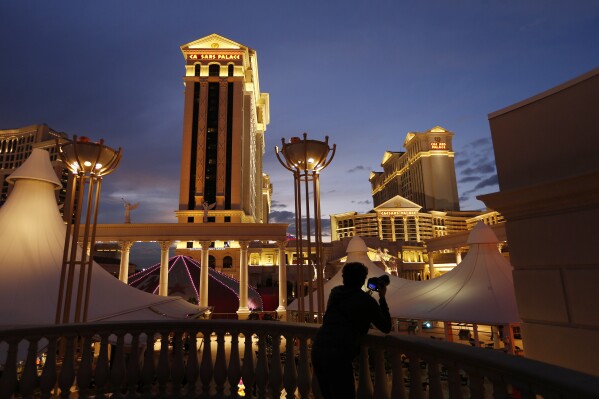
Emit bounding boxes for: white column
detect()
[428,254,436,279]
[390,217,396,241]
[455,249,462,264]
[377,216,383,240]
[118,241,134,283]
[276,240,288,320]
[237,241,250,320]
[415,216,420,242]
[403,216,409,241]
[199,241,211,308]
[158,241,172,296]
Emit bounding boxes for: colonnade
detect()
[115,239,289,320]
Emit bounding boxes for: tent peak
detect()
[467,221,500,244]
[6,148,62,189]
[346,235,368,253]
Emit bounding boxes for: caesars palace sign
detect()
[188,53,241,61]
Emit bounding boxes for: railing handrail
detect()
[1,320,598,398]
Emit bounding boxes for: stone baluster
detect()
[255,332,269,398]
[408,354,425,399]
[94,334,111,397]
[0,338,17,398]
[373,345,389,399]
[357,345,373,399]
[447,363,463,399]
[39,337,58,398]
[110,333,126,392]
[242,333,255,396]
[125,333,141,397]
[489,374,509,399]
[185,330,200,396]
[269,334,283,396]
[296,336,311,398]
[214,331,228,396]
[390,349,407,399]
[0,339,19,398]
[77,336,94,398]
[227,332,242,397]
[426,360,444,399]
[283,336,298,399]
[466,367,485,398]
[171,331,185,393]
[20,336,40,398]
[200,331,214,395]
[55,337,75,398]
[156,331,170,394]
[140,332,156,395]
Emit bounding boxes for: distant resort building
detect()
[369,126,460,212]
[0,124,72,209]
[329,127,505,280]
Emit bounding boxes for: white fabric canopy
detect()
[386,222,520,325]
[287,235,415,311]
[0,149,206,326]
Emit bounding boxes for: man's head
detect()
[342,262,368,289]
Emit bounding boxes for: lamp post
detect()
[276,133,335,323]
[55,136,121,324]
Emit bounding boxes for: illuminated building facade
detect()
[176,34,270,225]
[370,126,460,211]
[330,197,504,279]
[0,124,71,209]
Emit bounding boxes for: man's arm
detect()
[371,285,392,333]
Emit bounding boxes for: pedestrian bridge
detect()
[1,320,597,398]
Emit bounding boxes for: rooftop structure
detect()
[370,126,460,212]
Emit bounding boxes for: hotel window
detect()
[209,255,216,269]
[227,64,234,76]
[209,64,220,76]
[223,256,233,268]
[194,64,201,76]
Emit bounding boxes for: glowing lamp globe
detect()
[59,136,122,176]
[278,135,333,172]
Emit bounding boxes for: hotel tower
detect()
[176,34,271,225]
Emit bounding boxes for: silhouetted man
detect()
[311,262,392,399]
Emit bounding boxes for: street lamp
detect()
[55,136,121,324]
[276,133,335,323]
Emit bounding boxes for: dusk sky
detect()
[2,1,598,267]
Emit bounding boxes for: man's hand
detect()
[378,284,387,299]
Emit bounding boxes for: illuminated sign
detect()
[430,136,446,150]
[188,53,241,61]
[379,210,417,216]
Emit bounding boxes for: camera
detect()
[367,275,390,291]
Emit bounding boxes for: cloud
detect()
[455,159,470,168]
[472,174,498,190]
[461,164,495,175]
[463,174,499,196]
[351,199,371,205]
[347,165,368,173]
[270,200,287,209]
[467,137,491,148]
[459,176,481,183]
[269,210,295,224]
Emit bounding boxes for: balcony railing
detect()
[1,320,598,398]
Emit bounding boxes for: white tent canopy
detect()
[386,222,520,325]
[0,149,206,326]
[287,235,415,311]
